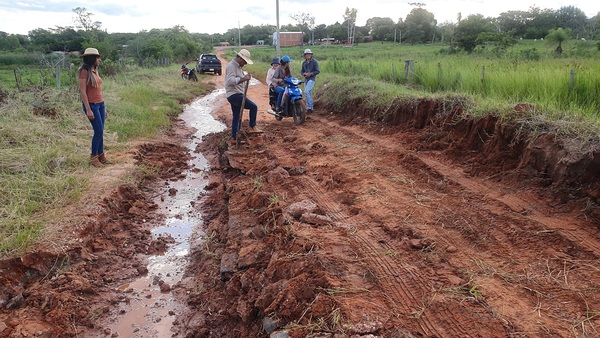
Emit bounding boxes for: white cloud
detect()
[0,0,597,35]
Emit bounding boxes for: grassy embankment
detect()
[246,41,600,138]
[0,63,211,255]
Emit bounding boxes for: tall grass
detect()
[0,64,210,255]
[249,40,599,122]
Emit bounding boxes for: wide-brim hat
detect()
[236,49,253,64]
[81,47,102,57]
[303,48,313,55]
[271,57,280,65]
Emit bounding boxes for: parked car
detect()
[196,54,222,75]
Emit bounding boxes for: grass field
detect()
[246,40,600,122]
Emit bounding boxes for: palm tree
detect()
[545,28,570,55]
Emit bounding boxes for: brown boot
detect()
[90,155,103,167]
[98,153,112,165]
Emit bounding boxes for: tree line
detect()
[0,5,598,64]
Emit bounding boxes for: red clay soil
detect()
[1,52,599,338]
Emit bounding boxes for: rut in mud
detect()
[1,55,600,338]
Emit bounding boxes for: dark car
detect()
[196,54,222,75]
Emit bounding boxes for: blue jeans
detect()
[304,79,315,110]
[227,93,258,139]
[274,85,286,110]
[83,102,105,156]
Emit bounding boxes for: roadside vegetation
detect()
[0,64,210,255]
[247,41,600,138]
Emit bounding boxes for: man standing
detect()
[300,49,320,113]
[225,49,260,145]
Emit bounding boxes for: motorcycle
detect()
[267,77,306,125]
[180,63,198,82]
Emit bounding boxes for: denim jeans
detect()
[304,79,315,110]
[227,93,258,139]
[274,85,286,110]
[83,101,105,156]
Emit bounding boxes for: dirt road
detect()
[1,51,599,337]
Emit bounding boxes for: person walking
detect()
[225,49,260,145]
[300,48,320,113]
[266,57,280,110]
[78,47,110,167]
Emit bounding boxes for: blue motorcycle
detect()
[268,77,306,125]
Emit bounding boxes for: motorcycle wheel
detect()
[191,73,198,82]
[293,100,306,125]
[181,73,186,80]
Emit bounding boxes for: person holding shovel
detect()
[225,49,261,146]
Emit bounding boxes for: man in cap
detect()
[225,49,261,144]
[300,48,320,113]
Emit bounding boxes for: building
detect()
[272,32,304,47]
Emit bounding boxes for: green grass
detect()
[246,41,600,134]
[0,63,211,255]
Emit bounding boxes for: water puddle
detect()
[96,89,226,337]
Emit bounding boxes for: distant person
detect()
[225,49,260,144]
[266,57,280,110]
[273,55,293,114]
[301,48,320,113]
[78,47,110,167]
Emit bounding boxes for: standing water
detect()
[93,88,226,337]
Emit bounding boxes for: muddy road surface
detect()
[1,53,599,338]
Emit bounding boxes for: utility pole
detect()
[238,20,241,46]
[276,0,281,58]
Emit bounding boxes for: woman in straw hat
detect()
[77,47,110,167]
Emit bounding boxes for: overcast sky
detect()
[0,0,597,36]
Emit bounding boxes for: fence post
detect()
[404,60,414,80]
[569,69,574,93]
[56,65,61,89]
[14,67,22,90]
[481,66,485,83]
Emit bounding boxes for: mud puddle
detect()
[94,89,226,337]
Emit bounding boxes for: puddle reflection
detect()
[100,88,226,337]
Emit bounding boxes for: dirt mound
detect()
[0,141,190,337]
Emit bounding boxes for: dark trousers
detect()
[227,93,258,139]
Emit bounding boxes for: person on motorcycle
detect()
[272,55,293,115]
[266,57,280,111]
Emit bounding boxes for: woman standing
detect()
[78,47,110,167]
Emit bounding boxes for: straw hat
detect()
[236,49,253,64]
[80,47,102,57]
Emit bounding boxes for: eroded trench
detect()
[89,88,227,337]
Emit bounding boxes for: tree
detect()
[72,7,102,32]
[343,8,358,43]
[404,7,437,44]
[556,6,588,38]
[290,12,315,44]
[455,14,495,52]
[545,27,570,55]
[496,10,530,37]
[524,6,560,39]
[365,17,395,41]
